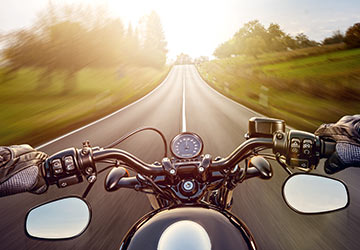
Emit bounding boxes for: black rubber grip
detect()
[321,140,336,158]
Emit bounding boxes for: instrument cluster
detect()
[170,132,203,159]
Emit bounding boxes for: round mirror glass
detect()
[283,174,349,214]
[26,197,91,239]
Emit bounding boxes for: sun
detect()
[61,0,234,59]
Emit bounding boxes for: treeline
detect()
[174,53,209,65]
[214,20,360,59]
[0,3,167,93]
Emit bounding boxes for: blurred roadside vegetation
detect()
[0,3,169,145]
[198,21,360,132]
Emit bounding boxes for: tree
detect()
[295,33,319,48]
[47,21,90,93]
[213,40,234,58]
[344,23,360,48]
[194,56,209,64]
[1,3,166,92]
[267,23,291,51]
[141,11,168,68]
[89,18,125,68]
[2,3,131,92]
[232,20,268,57]
[213,20,301,59]
[175,53,192,64]
[322,30,344,45]
[2,29,52,86]
[123,23,140,64]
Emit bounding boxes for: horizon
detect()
[0,0,359,59]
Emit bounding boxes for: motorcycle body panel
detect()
[120,204,256,250]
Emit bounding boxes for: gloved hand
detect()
[0,145,48,196]
[315,115,360,174]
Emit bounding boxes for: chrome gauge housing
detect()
[170,132,203,159]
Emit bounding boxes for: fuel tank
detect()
[120,204,256,250]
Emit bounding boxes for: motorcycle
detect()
[24,117,349,250]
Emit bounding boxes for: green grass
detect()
[0,66,169,145]
[198,46,360,132]
[260,48,360,78]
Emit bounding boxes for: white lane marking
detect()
[36,67,175,150]
[181,67,187,133]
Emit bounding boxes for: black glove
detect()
[315,115,360,174]
[0,145,48,196]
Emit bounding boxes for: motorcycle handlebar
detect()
[87,133,336,176]
[211,138,274,171]
[44,130,337,188]
[92,148,163,175]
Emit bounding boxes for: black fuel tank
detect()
[120,205,255,250]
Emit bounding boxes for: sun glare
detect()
[92,0,232,59]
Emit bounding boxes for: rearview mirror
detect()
[282,174,349,214]
[25,196,91,239]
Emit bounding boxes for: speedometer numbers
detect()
[170,133,203,159]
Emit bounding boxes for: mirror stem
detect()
[82,182,95,198]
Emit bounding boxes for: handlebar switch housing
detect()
[44,148,83,188]
[275,130,321,171]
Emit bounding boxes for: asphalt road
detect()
[1,65,359,250]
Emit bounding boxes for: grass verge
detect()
[0,66,170,145]
[197,46,360,131]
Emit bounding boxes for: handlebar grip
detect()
[321,140,336,158]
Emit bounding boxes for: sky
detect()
[0,0,359,59]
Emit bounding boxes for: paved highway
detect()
[0,65,359,249]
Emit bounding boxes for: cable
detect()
[104,127,168,157]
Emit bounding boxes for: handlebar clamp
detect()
[78,145,97,183]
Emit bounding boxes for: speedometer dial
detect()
[170,133,203,159]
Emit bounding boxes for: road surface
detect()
[0,65,359,249]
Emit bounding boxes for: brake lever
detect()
[275,154,293,175]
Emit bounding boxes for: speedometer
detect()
[170,132,203,159]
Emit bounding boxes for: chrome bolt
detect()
[85,167,93,175]
[87,175,96,183]
[170,169,176,175]
[199,167,204,172]
[276,132,284,140]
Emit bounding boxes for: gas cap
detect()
[180,179,197,196]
